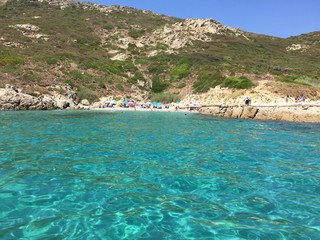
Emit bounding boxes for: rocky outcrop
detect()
[199,105,320,123]
[286,43,310,52]
[9,23,49,41]
[137,19,248,49]
[183,78,320,123]
[102,18,249,58]
[0,84,82,110]
[0,0,8,5]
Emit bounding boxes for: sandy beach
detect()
[91,102,320,123]
[92,106,195,113]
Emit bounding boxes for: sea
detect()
[0,110,319,239]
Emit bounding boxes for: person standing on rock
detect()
[244,96,251,106]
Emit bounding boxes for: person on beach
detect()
[300,94,305,102]
[244,96,251,106]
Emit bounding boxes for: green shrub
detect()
[295,76,320,88]
[74,34,101,47]
[55,53,76,61]
[69,71,97,84]
[268,65,292,75]
[151,93,180,103]
[223,76,254,89]
[170,63,191,82]
[152,76,168,93]
[0,52,24,66]
[136,58,149,65]
[79,59,101,70]
[278,75,320,87]
[64,79,74,87]
[46,57,58,65]
[103,64,123,75]
[128,29,145,39]
[148,64,167,74]
[177,82,186,89]
[250,65,267,74]
[76,86,99,103]
[193,70,224,93]
[104,25,113,31]
[278,76,296,83]
[115,83,124,91]
[122,61,137,72]
[155,43,168,50]
[70,71,83,80]
[127,43,136,51]
[128,72,145,84]
[98,81,106,89]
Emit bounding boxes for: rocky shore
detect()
[1,84,319,123]
[0,84,89,110]
[199,104,320,123]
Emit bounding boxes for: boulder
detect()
[231,107,243,118]
[80,99,90,106]
[242,107,259,119]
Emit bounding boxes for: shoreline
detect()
[90,103,320,123]
[199,104,320,123]
[91,106,195,113]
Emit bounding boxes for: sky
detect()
[80,0,320,38]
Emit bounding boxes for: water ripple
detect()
[0,111,319,239]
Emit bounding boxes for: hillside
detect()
[0,0,319,106]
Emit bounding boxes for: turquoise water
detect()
[0,110,319,240]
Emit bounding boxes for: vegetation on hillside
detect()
[0,0,319,102]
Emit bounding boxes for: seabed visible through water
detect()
[0,110,319,239]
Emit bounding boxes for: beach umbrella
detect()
[128,101,135,107]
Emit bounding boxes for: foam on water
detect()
[0,110,319,239]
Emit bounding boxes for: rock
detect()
[137,18,249,50]
[200,105,320,123]
[110,53,127,61]
[39,95,56,110]
[80,99,90,106]
[242,107,259,119]
[286,44,309,52]
[15,23,40,32]
[0,85,40,110]
[230,107,243,118]
[0,85,82,110]
[53,95,75,109]
[76,104,90,110]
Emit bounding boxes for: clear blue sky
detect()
[80,0,320,38]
